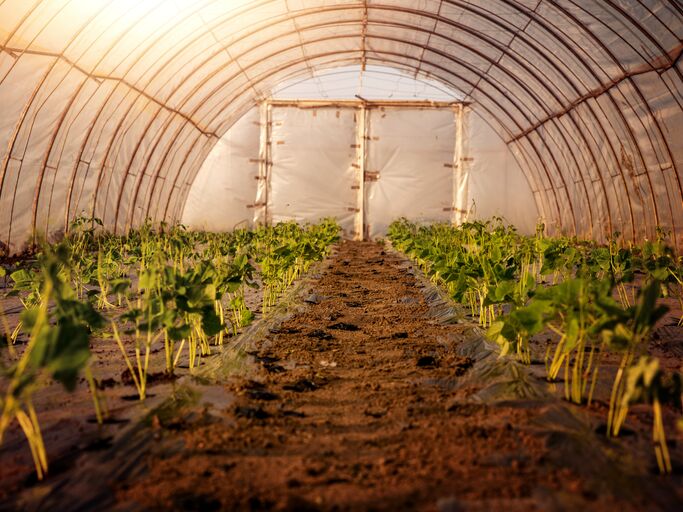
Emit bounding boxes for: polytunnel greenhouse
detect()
[0,0,682,510]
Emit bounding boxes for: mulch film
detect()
[8,241,682,511]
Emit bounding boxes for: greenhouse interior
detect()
[0,1,682,510]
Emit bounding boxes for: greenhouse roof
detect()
[0,0,681,250]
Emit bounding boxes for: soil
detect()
[114,241,680,511]
[0,267,264,502]
[2,241,682,511]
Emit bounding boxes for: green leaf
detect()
[111,278,131,295]
[200,308,224,336]
[514,299,552,334]
[11,269,37,290]
[138,269,157,290]
[47,324,91,391]
[167,324,191,341]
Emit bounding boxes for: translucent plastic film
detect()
[0,1,680,251]
[267,105,360,238]
[182,108,260,232]
[364,107,456,239]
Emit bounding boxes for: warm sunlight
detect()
[0,2,681,508]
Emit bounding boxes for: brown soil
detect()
[2,241,682,511]
[108,241,680,511]
[0,267,264,501]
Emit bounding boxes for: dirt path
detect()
[110,241,677,511]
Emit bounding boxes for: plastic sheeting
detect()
[183,101,539,238]
[267,106,360,238]
[466,112,538,233]
[364,107,457,239]
[181,108,260,232]
[0,1,681,252]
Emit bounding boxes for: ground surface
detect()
[113,241,681,511]
[0,271,263,500]
[2,241,682,511]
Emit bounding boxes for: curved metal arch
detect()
[0,0,44,75]
[37,0,229,236]
[145,1,681,237]
[58,0,233,233]
[81,0,600,233]
[1,2,680,248]
[484,0,682,237]
[591,0,682,71]
[462,0,664,239]
[32,0,616,238]
[156,31,589,233]
[541,0,681,237]
[118,0,669,239]
[475,0,676,239]
[133,59,573,234]
[140,63,560,228]
[78,1,313,231]
[32,0,193,238]
[0,0,170,247]
[153,46,566,230]
[0,0,98,246]
[168,54,554,227]
[117,3,620,234]
[0,0,257,241]
[462,0,681,240]
[453,0,679,240]
[150,41,568,215]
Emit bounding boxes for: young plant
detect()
[0,245,103,479]
[112,264,166,400]
[601,279,669,437]
[617,357,681,474]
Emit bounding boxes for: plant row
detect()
[0,218,340,480]
[388,218,683,474]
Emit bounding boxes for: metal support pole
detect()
[357,104,368,241]
[255,101,272,225]
[453,104,468,225]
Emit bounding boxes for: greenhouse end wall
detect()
[182,103,539,237]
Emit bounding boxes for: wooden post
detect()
[357,104,368,241]
[453,104,468,225]
[255,101,272,225]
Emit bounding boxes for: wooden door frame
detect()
[259,99,469,240]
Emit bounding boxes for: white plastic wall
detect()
[465,112,539,234]
[364,107,457,238]
[182,108,260,232]
[267,106,360,238]
[182,103,540,236]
